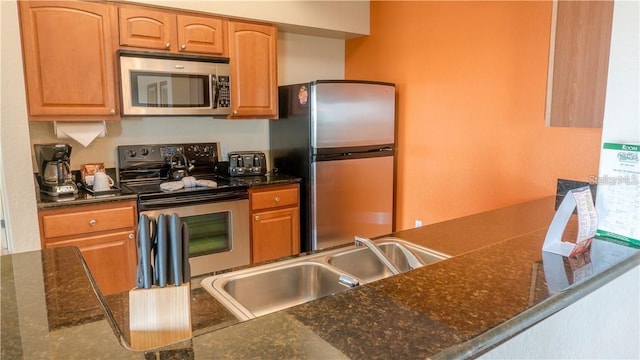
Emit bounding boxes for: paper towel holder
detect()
[53,121,107,147]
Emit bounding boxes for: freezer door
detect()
[311,82,395,150]
[311,154,394,250]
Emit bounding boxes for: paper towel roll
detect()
[54,121,107,147]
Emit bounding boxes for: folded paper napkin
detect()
[160,177,218,192]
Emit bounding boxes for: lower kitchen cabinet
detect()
[38,201,138,295]
[250,184,300,263]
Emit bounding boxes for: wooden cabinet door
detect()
[118,5,175,51]
[47,231,137,296]
[545,0,614,127]
[39,201,138,295]
[228,21,278,118]
[177,15,226,56]
[252,207,300,263]
[18,0,119,119]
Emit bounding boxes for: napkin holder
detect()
[128,283,192,351]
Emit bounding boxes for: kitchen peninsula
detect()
[2,196,639,359]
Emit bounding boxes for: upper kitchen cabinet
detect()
[228,21,278,119]
[18,0,120,120]
[117,5,227,56]
[545,0,614,128]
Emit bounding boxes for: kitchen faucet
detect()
[395,242,426,270]
[354,236,401,275]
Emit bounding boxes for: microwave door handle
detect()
[211,75,219,109]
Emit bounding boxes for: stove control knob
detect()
[203,146,211,155]
[128,150,137,158]
[140,148,149,156]
[192,145,201,156]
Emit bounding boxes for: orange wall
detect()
[345,1,603,230]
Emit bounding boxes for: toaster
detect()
[224,151,267,176]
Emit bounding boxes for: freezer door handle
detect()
[314,147,394,162]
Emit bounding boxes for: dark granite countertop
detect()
[35,172,300,210]
[35,168,137,210]
[224,173,301,187]
[3,196,639,358]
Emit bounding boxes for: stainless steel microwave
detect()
[118,51,231,116]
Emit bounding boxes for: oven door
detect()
[140,199,250,276]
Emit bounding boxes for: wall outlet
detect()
[221,143,229,161]
[414,219,423,228]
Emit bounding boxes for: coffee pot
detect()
[34,143,78,196]
[43,158,72,184]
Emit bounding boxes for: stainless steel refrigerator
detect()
[270,80,396,252]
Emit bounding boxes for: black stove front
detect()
[117,142,249,210]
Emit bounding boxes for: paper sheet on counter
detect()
[543,186,597,256]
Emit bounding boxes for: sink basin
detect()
[201,237,449,320]
[326,239,448,283]
[327,243,410,282]
[203,262,353,320]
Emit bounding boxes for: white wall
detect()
[0,0,41,253]
[598,0,640,144]
[0,0,347,253]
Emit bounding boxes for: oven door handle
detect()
[138,191,248,211]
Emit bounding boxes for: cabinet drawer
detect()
[251,186,298,211]
[42,205,136,239]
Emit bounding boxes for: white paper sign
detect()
[543,186,597,256]
[594,143,640,247]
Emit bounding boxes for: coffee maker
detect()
[34,143,78,196]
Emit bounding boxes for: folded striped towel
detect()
[196,179,218,188]
[160,181,185,192]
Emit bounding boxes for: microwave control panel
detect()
[216,75,230,109]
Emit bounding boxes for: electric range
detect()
[117,142,249,211]
[117,142,251,276]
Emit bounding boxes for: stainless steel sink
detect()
[201,237,449,320]
[326,239,447,283]
[214,262,352,320]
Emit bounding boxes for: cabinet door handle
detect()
[109,108,116,115]
[89,219,96,226]
[181,44,186,50]
[254,215,260,221]
[128,233,134,239]
[165,42,171,49]
[274,197,280,203]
